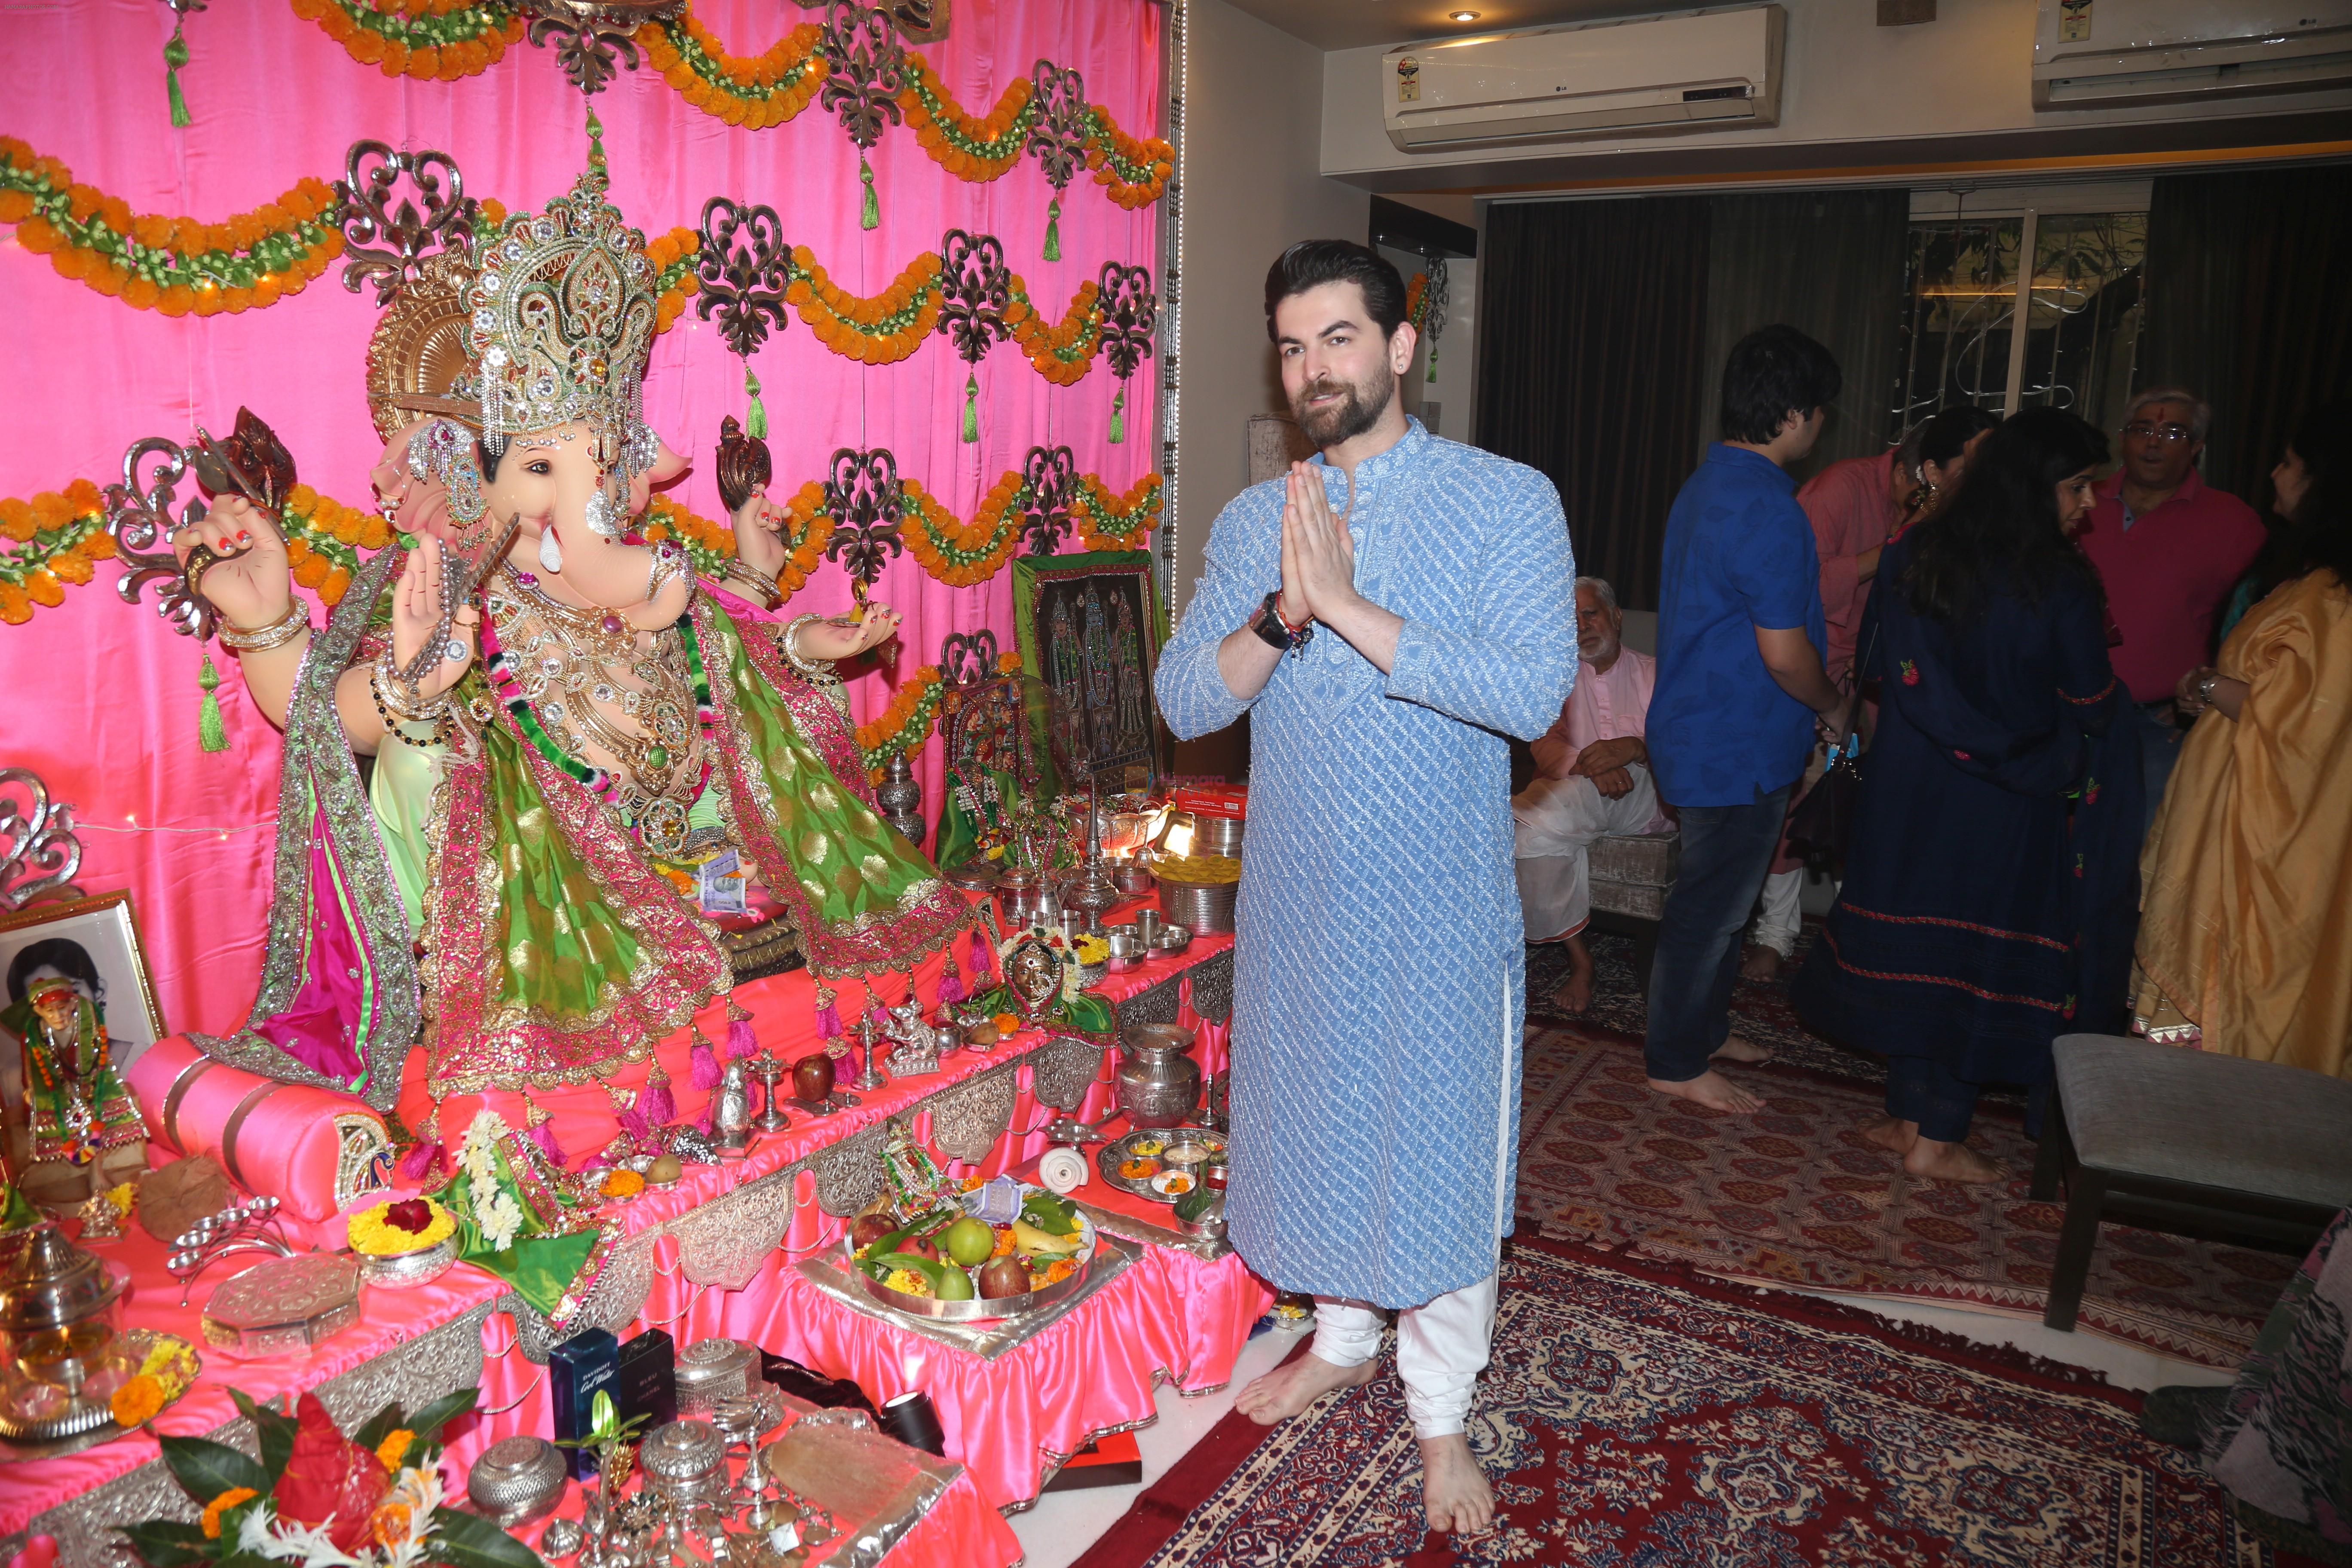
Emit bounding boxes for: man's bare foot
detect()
[1861,1114,1920,1156]
[1551,934,1595,1014]
[1904,1137,2007,1184]
[1711,1034,1772,1065]
[1739,944,1783,982]
[1645,1069,1761,1114]
[1418,1432,1494,1535]
[1234,1351,1379,1426]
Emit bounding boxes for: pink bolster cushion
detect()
[127,1036,394,1225]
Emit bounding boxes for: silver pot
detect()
[1117,1023,1203,1130]
[466,1435,566,1527]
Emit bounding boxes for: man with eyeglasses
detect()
[2076,388,2264,829]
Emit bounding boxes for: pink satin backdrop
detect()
[0,0,1162,1039]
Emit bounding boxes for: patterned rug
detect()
[1516,1018,2288,1368]
[1074,1238,2279,1568]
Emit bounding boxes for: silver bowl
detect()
[466,1434,567,1527]
[1105,925,1148,971]
[357,1238,457,1291]
[1112,861,1156,894]
[1153,923,1193,957]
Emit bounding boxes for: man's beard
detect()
[1290,368,1395,448]
[1580,631,1621,668]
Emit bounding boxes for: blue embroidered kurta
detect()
[1155,420,1576,1307]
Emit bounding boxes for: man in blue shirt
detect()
[1645,325,1850,1113]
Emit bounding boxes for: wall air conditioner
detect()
[1381,6,1784,154]
[2033,0,2352,110]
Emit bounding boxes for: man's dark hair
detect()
[1719,325,1842,445]
[1263,241,1409,344]
[1898,407,2108,624]
[7,938,103,1008]
[1904,404,2002,475]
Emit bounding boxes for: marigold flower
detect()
[375,1428,415,1472]
[371,1499,413,1550]
[109,1374,165,1428]
[200,1486,258,1539]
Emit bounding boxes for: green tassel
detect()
[962,371,980,444]
[745,368,767,440]
[860,156,879,232]
[197,652,227,753]
[1108,386,1125,445]
[1043,197,1062,263]
[586,105,606,170]
[164,22,191,129]
[1427,345,1439,385]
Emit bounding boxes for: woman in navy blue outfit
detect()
[1794,409,2143,1183]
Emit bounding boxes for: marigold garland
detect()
[0,139,344,316]
[1084,107,1176,209]
[786,248,943,365]
[899,61,1035,181]
[856,663,944,766]
[1005,281,1104,385]
[0,463,1151,628]
[638,15,826,129]
[290,0,524,82]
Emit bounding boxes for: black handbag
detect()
[1784,622,1876,875]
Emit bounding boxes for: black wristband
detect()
[1249,590,1295,651]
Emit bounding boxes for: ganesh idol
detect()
[163,145,972,1137]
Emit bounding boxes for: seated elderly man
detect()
[1514,576,1672,1014]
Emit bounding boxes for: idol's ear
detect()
[627,436,691,517]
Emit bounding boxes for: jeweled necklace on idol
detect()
[478,558,721,858]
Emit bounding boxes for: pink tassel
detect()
[726,997,758,1060]
[639,1061,677,1125]
[523,1093,566,1169]
[398,1139,447,1181]
[689,1025,722,1090]
[814,983,843,1041]
[936,953,967,1006]
[968,929,996,982]
[618,1100,653,1146]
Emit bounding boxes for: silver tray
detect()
[1096,1126,1227,1204]
[845,1191,1098,1323]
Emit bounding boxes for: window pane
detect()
[1893,219,2023,438]
[2017,211,2146,435]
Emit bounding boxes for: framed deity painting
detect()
[0,891,167,1078]
[1011,550,1167,786]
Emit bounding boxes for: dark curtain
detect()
[2145,165,2352,503]
[1476,196,1711,611]
[1699,190,1913,474]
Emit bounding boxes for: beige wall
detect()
[1173,0,1370,621]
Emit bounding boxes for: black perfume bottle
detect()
[549,1326,622,1479]
[616,1328,678,1433]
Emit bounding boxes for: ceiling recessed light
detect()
[1449,8,1480,18]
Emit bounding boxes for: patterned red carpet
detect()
[1518,1017,2287,1368]
[1074,1237,2278,1568]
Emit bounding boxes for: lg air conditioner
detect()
[2032,0,2352,110]
[1380,6,1784,153]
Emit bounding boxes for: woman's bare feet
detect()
[1739,944,1783,982]
[1903,1136,2007,1184]
[1550,933,1595,1015]
[1645,1068,1761,1114]
[1711,1034,1772,1065]
[1235,1351,1379,1425]
[1861,1114,1920,1156]
[1418,1433,1494,1534]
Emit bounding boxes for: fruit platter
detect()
[844,1181,1099,1323]
[1096,1126,1228,1204]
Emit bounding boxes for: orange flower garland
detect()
[638,14,827,129]
[1084,108,1176,209]
[855,663,945,765]
[899,61,1035,181]
[0,479,110,625]
[899,472,1024,586]
[0,138,343,316]
[785,248,944,365]
[291,0,523,81]
[1075,472,1164,551]
[645,227,704,332]
[1005,281,1105,385]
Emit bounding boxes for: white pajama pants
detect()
[1510,767,1665,943]
[1750,867,1804,957]
[1310,1271,1499,1439]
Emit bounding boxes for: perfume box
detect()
[616,1328,678,1433]
[549,1326,622,1480]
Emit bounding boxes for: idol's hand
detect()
[798,601,904,662]
[1285,461,1358,623]
[732,487,790,581]
[174,494,293,633]
[391,539,480,700]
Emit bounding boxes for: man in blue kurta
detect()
[1644,325,1848,1115]
[1155,241,1575,1535]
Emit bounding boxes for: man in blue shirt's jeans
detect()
[1645,326,1851,1113]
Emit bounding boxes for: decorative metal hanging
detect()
[1421,258,1450,384]
[1025,61,1088,261]
[818,2,910,230]
[514,0,685,95]
[334,140,476,308]
[695,196,792,439]
[937,230,1011,443]
[1017,445,1075,556]
[790,0,948,45]
[821,447,905,602]
[939,628,999,688]
[1096,261,1157,444]
[0,768,86,913]
[105,439,219,643]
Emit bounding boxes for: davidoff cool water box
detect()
[549,1326,621,1479]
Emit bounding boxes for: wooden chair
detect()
[2030,1033,2352,1332]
